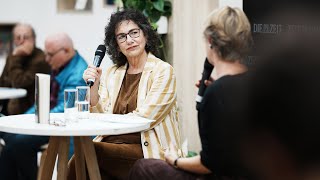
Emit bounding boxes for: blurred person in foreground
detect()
[128,6,253,180]
[0,23,50,116]
[242,7,320,180]
[0,32,87,180]
[68,9,183,180]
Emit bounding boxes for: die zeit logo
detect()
[253,24,282,34]
[253,23,320,34]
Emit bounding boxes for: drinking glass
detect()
[64,89,77,124]
[76,86,90,119]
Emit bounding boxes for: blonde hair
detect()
[204,6,253,62]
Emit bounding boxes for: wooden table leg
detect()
[80,136,101,180]
[37,148,47,179]
[37,136,59,180]
[57,136,70,180]
[74,136,86,180]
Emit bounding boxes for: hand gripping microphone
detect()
[87,45,106,87]
[196,58,214,111]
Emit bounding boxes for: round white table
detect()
[0,113,153,180]
[0,87,27,100]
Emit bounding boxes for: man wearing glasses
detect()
[0,23,50,116]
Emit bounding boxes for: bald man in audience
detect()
[0,32,87,180]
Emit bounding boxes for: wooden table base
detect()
[38,136,101,180]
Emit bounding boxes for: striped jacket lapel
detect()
[110,64,127,111]
[137,54,156,107]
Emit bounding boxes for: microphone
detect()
[196,58,214,111]
[87,45,106,87]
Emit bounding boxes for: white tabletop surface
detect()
[0,87,27,99]
[0,113,153,136]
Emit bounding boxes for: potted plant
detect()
[115,0,172,33]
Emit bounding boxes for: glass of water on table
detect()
[64,89,77,124]
[76,86,90,120]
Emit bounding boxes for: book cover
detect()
[35,73,50,124]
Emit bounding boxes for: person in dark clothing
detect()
[0,23,50,115]
[128,6,253,180]
[198,73,250,178]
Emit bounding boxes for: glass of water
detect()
[64,89,77,123]
[76,86,90,119]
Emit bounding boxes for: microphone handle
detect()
[196,58,214,111]
[87,56,99,87]
[87,79,94,87]
[196,102,201,111]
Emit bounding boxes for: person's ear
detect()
[208,38,213,49]
[63,47,69,54]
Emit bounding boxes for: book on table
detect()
[35,73,50,124]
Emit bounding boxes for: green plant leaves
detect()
[122,0,172,25]
[121,0,172,34]
[145,5,162,23]
[124,0,146,11]
[163,1,172,16]
[153,0,164,12]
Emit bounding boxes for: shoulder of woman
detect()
[106,63,126,72]
[148,56,171,68]
[147,53,166,64]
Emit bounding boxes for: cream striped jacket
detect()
[91,53,184,159]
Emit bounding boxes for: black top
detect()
[198,72,250,177]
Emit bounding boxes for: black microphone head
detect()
[204,58,214,71]
[95,45,106,59]
[88,45,106,87]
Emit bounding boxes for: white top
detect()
[0,87,27,100]
[0,113,154,136]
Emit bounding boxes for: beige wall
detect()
[169,0,219,152]
[169,0,242,152]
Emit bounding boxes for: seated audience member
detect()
[0,32,87,180]
[0,23,50,115]
[128,6,253,180]
[68,9,184,180]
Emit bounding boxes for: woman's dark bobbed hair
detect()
[104,9,160,67]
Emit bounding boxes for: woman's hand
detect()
[195,76,214,88]
[83,65,103,106]
[83,65,102,87]
[165,143,211,174]
[165,143,179,166]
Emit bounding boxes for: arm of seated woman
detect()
[175,156,211,174]
[165,143,211,174]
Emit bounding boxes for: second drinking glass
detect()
[76,86,90,120]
